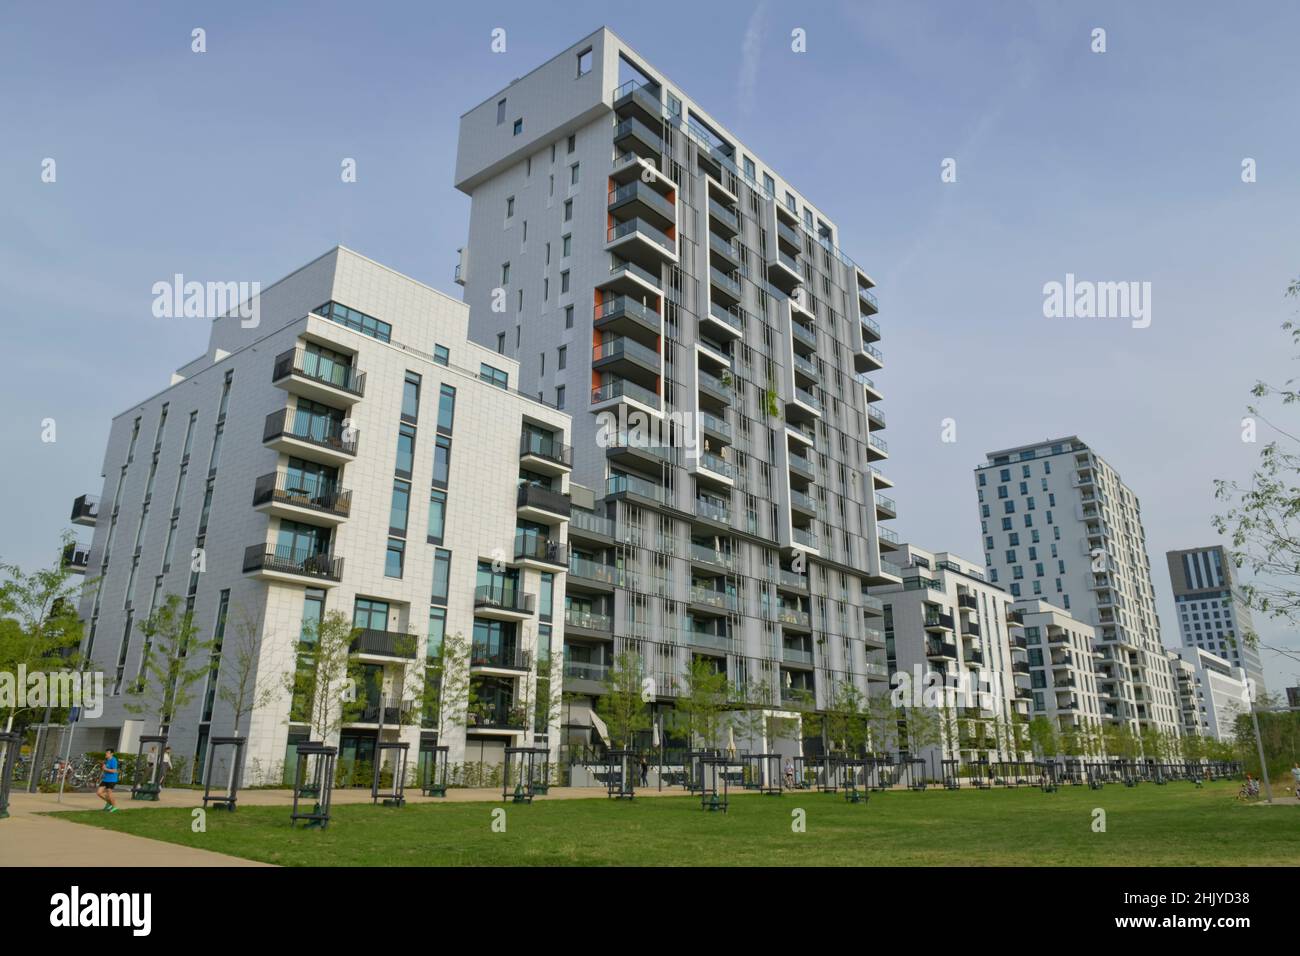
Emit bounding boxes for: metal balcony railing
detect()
[252,471,352,517]
[273,348,366,396]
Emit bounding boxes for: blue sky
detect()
[2,1,1298,691]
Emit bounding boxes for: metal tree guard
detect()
[685,749,717,793]
[814,752,840,793]
[0,730,18,819]
[790,754,812,790]
[905,757,927,791]
[840,756,869,804]
[606,749,636,799]
[745,753,782,795]
[528,746,551,796]
[503,746,537,804]
[201,736,246,812]
[699,755,729,813]
[371,740,409,807]
[941,758,962,790]
[290,742,337,829]
[421,745,450,797]
[970,757,992,790]
[131,735,168,801]
[1036,759,1059,793]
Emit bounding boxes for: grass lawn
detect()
[54,781,1297,866]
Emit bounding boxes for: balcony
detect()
[858,341,884,372]
[607,473,669,508]
[1013,660,1031,675]
[709,267,742,306]
[519,432,572,475]
[788,453,815,484]
[709,231,741,270]
[516,484,571,521]
[609,180,675,226]
[789,488,818,517]
[790,320,817,351]
[564,608,613,635]
[70,494,99,526]
[857,371,883,403]
[777,568,808,591]
[594,296,661,343]
[768,250,801,293]
[350,629,417,660]
[707,199,740,237]
[473,583,535,619]
[592,377,662,416]
[697,368,733,406]
[243,546,343,584]
[606,217,677,269]
[926,639,958,660]
[867,404,886,429]
[604,430,672,469]
[699,410,733,444]
[924,612,955,632]
[693,497,732,528]
[1007,608,1025,626]
[470,643,531,673]
[252,472,352,525]
[860,314,881,343]
[703,301,745,340]
[778,607,811,629]
[569,509,615,542]
[597,258,663,298]
[874,492,896,518]
[782,646,814,665]
[593,335,661,384]
[867,433,888,461]
[858,284,879,316]
[514,535,568,568]
[567,556,621,590]
[792,527,819,551]
[694,450,736,485]
[690,543,735,571]
[564,660,611,684]
[776,219,802,253]
[272,347,365,404]
[788,385,821,422]
[612,116,663,162]
[685,628,733,653]
[612,80,665,127]
[61,543,90,574]
[962,621,982,639]
[862,626,886,648]
[957,593,979,611]
[689,586,739,614]
[263,409,357,465]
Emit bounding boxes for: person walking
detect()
[1290,762,1300,796]
[160,746,174,793]
[96,749,120,812]
[639,754,649,787]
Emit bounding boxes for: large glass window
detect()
[389,480,410,535]
[427,489,447,544]
[301,588,326,646]
[385,538,405,578]
[276,520,330,562]
[314,301,391,343]
[395,424,415,477]
[433,436,452,488]
[437,384,456,434]
[402,372,421,421]
[353,598,389,631]
[431,549,452,604]
[479,364,509,390]
[427,607,446,659]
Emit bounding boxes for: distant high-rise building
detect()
[1167,647,1251,741]
[974,437,1181,739]
[1165,545,1266,695]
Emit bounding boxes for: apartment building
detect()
[873,544,1030,767]
[1168,647,1250,740]
[974,438,1182,739]
[67,247,573,782]
[1165,545,1266,695]
[1015,598,1107,740]
[453,28,898,750]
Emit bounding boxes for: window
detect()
[496,98,506,124]
[385,538,405,578]
[390,480,410,535]
[402,372,421,422]
[433,435,452,488]
[576,48,592,77]
[762,172,775,197]
[570,163,580,185]
[555,385,565,409]
[560,270,570,293]
[567,133,576,154]
[395,424,416,477]
[496,332,506,354]
[557,346,566,370]
[433,344,450,367]
[513,118,523,136]
[743,156,756,181]
[353,598,389,632]
[427,607,446,659]
[564,305,574,329]
[427,489,447,544]
[563,199,572,221]
[501,262,510,284]
[431,549,452,604]
[479,363,509,389]
[301,589,326,646]
[562,234,572,257]
[437,384,456,433]
[506,196,515,218]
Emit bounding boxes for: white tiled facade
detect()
[453,28,898,749]
[1015,598,1107,739]
[873,544,1031,769]
[1168,647,1251,741]
[1165,545,1266,696]
[70,247,573,783]
[974,437,1182,738]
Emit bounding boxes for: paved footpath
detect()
[0,784,685,867]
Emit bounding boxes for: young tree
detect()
[1027,716,1059,760]
[215,605,281,737]
[595,650,651,749]
[0,534,88,731]
[733,677,775,752]
[422,631,472,742]
[672,657,731,750]
[865,691,901,756]
[1213,280,1300,664]
[125,594,214,735]
[905,705,944,776]
[283,609,363,741]
[824,679,869,754]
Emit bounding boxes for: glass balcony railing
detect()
[777,607,811,628]
[707,199,739,231]
[697,369,733,402]
[709,267,742,298]
[792,527,819,550]
[794,386,821,410]
[689,587,739,611]
[607,217,675,253]
[783,646,814,665]
[875,492,896,513]
[568,555,622,586]
[788,454,815,479]
[569,509,615,538]
[608,181,676,221]
[564,608,613,632]
[776,250,800,273]
[789,488,818,514]
[791,322,817,347]
[592,378,661,408]
[694,497,731,525]
[699,411,732,441]
[690,543,734,569]
[593,335,662,368]
[868,434,888,454]
[707,302,744,332]
[778,568,808,588]
[607,473,668,505]
[564,660,610,682]
[519,431,572,466]
[606,258,662,289]
[594,295,660,329]
[698,451,736,479]
[792,353,818,379]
